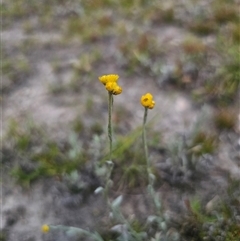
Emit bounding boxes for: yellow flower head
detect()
[41,224,50,233]
[141,93,155,109]
[112,85,122,95]
[105,81,122,95]
[99,74,119,85]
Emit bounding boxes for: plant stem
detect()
[142,107,162,217]
[143,107,150,179]
[104,92,114,204]
[108,92,113,161]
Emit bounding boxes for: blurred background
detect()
[1,0,240,240]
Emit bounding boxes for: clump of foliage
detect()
[3,120,87,186]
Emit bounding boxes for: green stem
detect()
[142,107,162,217]
[104,92,114,204]
[143,107,150,181]
[104,163,113,205]
[108,92,113,161]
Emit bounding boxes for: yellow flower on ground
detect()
[105,81,122,95]
[41,224,50,233]
[141,93,155,109]
[99,74,119,85]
